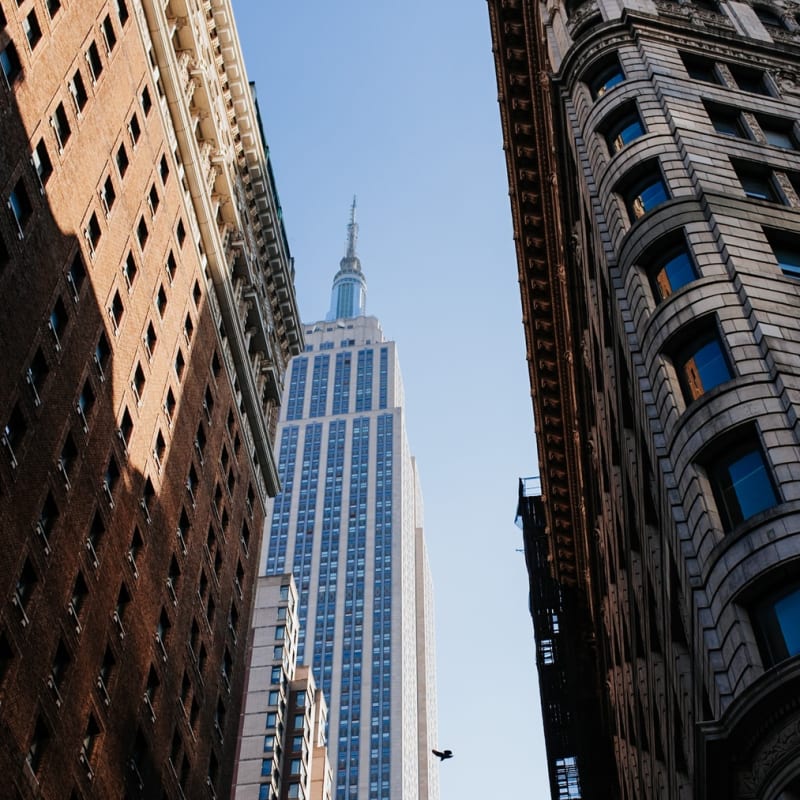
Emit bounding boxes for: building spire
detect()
[346,195,358,259]
[326,197,367,321]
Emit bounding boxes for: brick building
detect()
[0,1,301,798]
[490,0,800,797]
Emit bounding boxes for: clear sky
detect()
[230,2,548,797]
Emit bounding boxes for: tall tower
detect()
[489,0,800,797]
[325,198,367,321]
[260,209,438,800]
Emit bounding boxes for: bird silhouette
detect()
[432,749,453,761]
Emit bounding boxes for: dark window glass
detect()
[86,41,103,81]
[589,59,624,99]
[736,164,779,202]
[759,117,797,149]
[754,584,800,666]
[102,15,116,52]
[674,327,732,402]
[650,243,698,301]
[52,102,71,149]
[765,229,800,278]
[729,65,770,95]
[116,143,129,177]
[23,11,42,49]
[682,53,718,84]
[9,179,33,229]
[623,167,668,220]
[0,41,21,83]
[33,139,53,185]
[604,107,644,153]
[754,6,783,27]
[707,104,746,138]
[706,431,778,529]
[70,70,88,112]
[141,86,152,115]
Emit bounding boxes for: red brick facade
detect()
[0,1,300,798]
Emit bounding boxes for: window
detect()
[148,184,159,215]
[165,251,176,282]
[46,0,61,18]
[104,456,120,502]
[141,86,152,115]
[136,216,148,248]
[759,116,798,150]
[119,407,133,446]
[0,41,21,84]
[68,252,86,298]
[101,176,116,215]
[102,15,116,53]
[95,331,111,377]
[123,251,138,289]
[176,218,186,245]
[77,380,95,429]
[766,228,800,278]
[193,280,202,307]
[51,102,71,150]
[49,297,68,344]
[27,717,50,774]
[116,143,129,177]
[86,42,103,82]
[603,105,645,153]
[704,428,778,530]
[144,322,157,358]
[156,285,167,317]
[37,492,59,541]
[729,64,771,95]
[58,434,78,482]
[129,113,141,145]
[23,11,42,49]
[175,349,185,381]
[165,387,176,422]
[69,70,88,113]
[32,139,53,187]
[621,164,668,221]
[706,104,746,138]
[588,58,624,99]
[86,212,101,252]
[735,162,780,202]
[132,363,146,402]
[275,625,285,641]
[9,178,33,234]
[671,322,733,403]
[754,4,783,27]
[648,242,697,302]
[681,52,719,84]
[160,154,170,183]
[27,349,48,403]
[116,0,129,25]
[753,583,800,666]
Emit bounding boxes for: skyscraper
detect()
[489,0,800,796]
[257,205,439,800]
[0,1,300,797]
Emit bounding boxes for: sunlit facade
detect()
[259,214,438,800]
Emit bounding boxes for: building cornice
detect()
[488,0,588,588]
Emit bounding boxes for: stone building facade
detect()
[490,0,800,797]
[0,1,301,798]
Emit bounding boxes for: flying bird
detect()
[432,749,453,761]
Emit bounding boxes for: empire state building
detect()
[261,202,439,800]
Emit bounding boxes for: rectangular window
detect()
[114,148,129,184]
[681,53,719,84]
[69,69,88,113]
[765,228,800,279]
[729,65,771,95]
[588,57,624,99]
[101,176,116,215]
[753,584,800,665]
[672,323,733,402]
[735,162,780,202]
[705,428,778,530]
[648,237,697,301]
[8,179,33,233]
[759,116,798,149]
[86,41,103,82]
[621,164,668,221]
[0,41,21,84]
[46,0,61,18]
[116,0,129,25]
[85,212,101,252]
[102,15,117,53]
[604,108,644,153]
[706,103,747,138]
[23,11,42,49]
[52,102,71,150]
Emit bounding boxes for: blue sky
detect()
[231,2,548,796]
